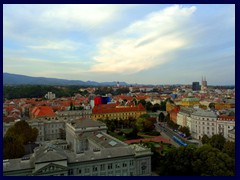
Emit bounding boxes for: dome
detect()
[182,97,199,102]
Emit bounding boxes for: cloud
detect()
[91,5,197,74]
[27,40,80,51]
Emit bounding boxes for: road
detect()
[155,122,201,147]
[154,123,180,147]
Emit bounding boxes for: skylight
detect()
[96,134,103,138]
[109,140,117,146]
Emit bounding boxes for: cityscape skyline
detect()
[3,4,235,85]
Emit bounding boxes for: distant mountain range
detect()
[3,73,129,86]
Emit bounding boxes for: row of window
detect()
[69,161,134,175]
[192,116,216,121]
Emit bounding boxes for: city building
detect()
[44,92,56,100]
[56,110,92,119]
[176,107,196,128]
[228,128,235,142]
[31,106,56,119]
[181,93,200,107]
[201,76,207,91]
[188,109,235,140]
[192,82,200,91]
[3,118,66,142]
[4,119,152,176]
[169,106,180,124]
[190,109,218,140]
[92,103,146,120]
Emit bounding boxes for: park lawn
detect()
[108,131,127,141]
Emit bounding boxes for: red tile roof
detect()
[218,116,235,121]
[31,106,56,118]
[92,103,146,114]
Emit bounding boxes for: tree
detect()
[70,101,73,110]
[158,146,196,175]
[192,144,234,176]
[143,117,156,132]
[208,102,215,110]
[179,126,190,137]
[138,99,146,106]
[4,135,25,159]
[135,116,145,132]
[201,134,210,144]
[5,121,38,145]
[158,112,165,122]
[145,101,153,111]
[210,134,226,151]
[222,141,235,158]
[152,103,160,112]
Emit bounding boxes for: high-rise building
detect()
[201,76,207,91]
[192,82,200,91]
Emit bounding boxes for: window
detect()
[85,167,90,173]
[93,166,98,172]
[115,163,120,169]
[123,162,127,167]
[78,169,82,174]
[100,164,105,171]
[141,162,147,174]
[130,160,134,166]
[68,169,73,175]
[108,163,113,169]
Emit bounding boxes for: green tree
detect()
[3,135,25,159]
[152,103,160,112]
[201,134,210,144]
[210,134,226,151]
[222,141,235,158]
[179,126,190,137]
[158,112,165,122]
[208,102,215,110]
[5,120,39,145]
[143,117,156,132]
[158,146,196,175]
[192,144,234,176]
[70,101,73,110]
[145,101,153,111]
[138,99,146,106]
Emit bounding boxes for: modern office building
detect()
[192,82,200,91]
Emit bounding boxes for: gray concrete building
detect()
[3,119,152,176]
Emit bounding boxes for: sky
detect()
[3,4,235,85]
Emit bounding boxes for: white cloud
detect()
[27,40,80,51]
[91,5,197,73]
[40,4,123,29]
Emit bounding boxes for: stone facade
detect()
[3,119,152,176]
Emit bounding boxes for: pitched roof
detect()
[92,103,146,114]
[31,106,56,117]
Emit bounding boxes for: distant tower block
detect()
[201,76,208,91]
[117,81,120,87]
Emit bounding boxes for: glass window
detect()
[85,167,90,173]
[100,164,105,171]
[108,163,112,169]
[93,166,98,172]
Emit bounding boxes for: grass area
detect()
[120,129,132,134]
[108,131,127,141]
